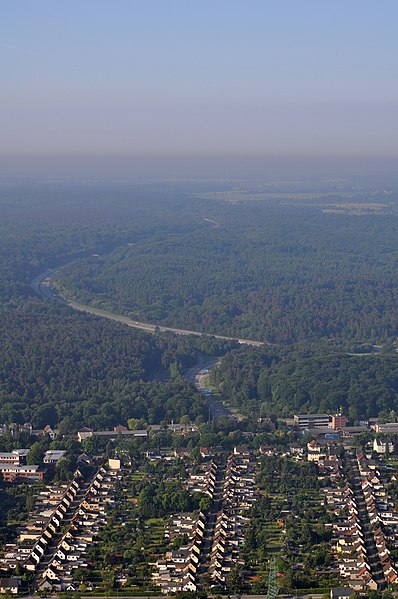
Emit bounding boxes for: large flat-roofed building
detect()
[0,463,45,482]
[0,449,30,466]
[77,429,148,442]
[0,453,21,466]
[43,450,66,464]
[373,422,398,434]
[294,413,331,429]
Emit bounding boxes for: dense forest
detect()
[55,193,398,344]
[0,182,218,303]
[0,299,233,428]
[211,346,398,420]
[0,183,233,428]
[2,181,398,425]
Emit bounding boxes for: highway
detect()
[185,357,237,421]
[31,267,258,422]
[31,268,265,348]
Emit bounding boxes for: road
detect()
[185,357,236,421]
[31,268,265,347]
[31,269,60,301]
[32,270,244,421]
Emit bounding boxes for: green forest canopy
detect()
[211,346,398,420]
[55,191,398,344]
[2,181,398,424]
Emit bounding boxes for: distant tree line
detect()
[56,198,398,344]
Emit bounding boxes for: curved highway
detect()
[31,268,265,348]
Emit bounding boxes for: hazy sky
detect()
[1,1,398,160]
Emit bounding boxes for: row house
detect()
[323,472,376,590]
[37,464,119,592]
[23,475,82,572]
[186,461,217,496]
[208,452,257,586]
[152,510,206,594]
[356,452,398,587]
[0,476,81,572]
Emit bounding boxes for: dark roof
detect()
[0,578,20,589]
[331,588,355,599]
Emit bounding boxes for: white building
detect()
[373,438,394,454]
